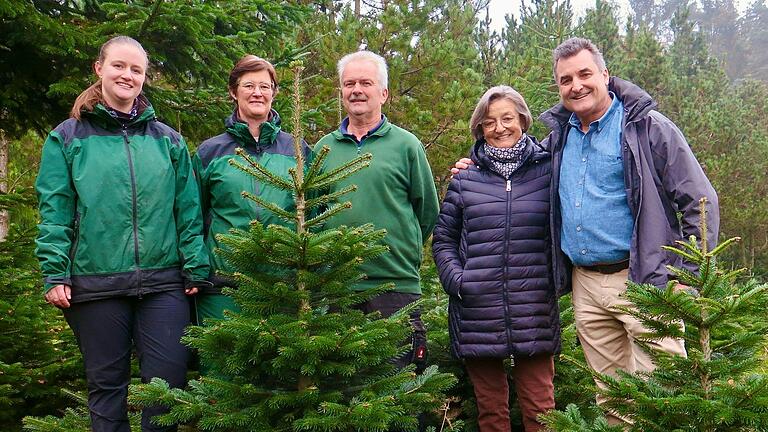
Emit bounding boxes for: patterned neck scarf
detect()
[483,133,531,179]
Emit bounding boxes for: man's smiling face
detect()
[555,49,611,127]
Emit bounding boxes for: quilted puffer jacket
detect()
[432,136,560,359]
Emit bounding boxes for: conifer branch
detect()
[304,203,352,228]
[699,197,709,254]
[240,191,295,222]
[304,185,357,214]
[308,154,372,190]
[302,144,329,187]
[137,0,164,39]
[291,61,307,236]
[288,60,312,393]
[230,150,294,190]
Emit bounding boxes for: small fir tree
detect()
[542,199,768,431]
[129,62,456,431]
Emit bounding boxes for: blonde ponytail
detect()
[70,79,103,120]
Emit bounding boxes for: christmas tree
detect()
[543,199,768,431]
[130,62,456,431]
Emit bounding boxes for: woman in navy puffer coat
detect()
[433,86,560,432]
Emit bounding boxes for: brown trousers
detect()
[465,355,555,432]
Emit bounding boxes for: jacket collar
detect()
[83,94,155,130]
[225,109,281,148]
[539,76,657,130]
[331,115,392,141]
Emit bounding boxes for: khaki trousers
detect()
[571,267,686,423]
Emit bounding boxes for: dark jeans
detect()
[353,291,428,371]
[64,290,190,432]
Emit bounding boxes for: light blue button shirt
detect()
[559,93,633,265]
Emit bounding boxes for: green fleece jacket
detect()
[315,116,439,294]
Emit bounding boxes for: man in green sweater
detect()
[316,50,439,369]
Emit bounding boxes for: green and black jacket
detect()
[35,96,210,303]
[193,110,311,293]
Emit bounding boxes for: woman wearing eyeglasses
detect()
[432,86,559,432]
[192,56,310,338]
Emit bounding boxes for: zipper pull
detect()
[506,180,511,191]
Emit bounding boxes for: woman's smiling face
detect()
[95,42,147,112]
[482,98,523,148]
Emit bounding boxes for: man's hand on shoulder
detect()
[450,158,473,175]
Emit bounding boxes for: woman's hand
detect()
[185,287,199,296]
[450,158,473,175]
[45,284,71,308]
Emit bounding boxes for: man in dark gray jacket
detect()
[539,37,719,423]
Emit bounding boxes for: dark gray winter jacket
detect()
[539,77,719,295]
[433,136,560,359]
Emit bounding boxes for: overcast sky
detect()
[486,0,632,32]
[486,0,752,32]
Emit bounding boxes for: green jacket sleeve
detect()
[35,131,76,293]
[172,138,211,285]
[409,141,439,244]
[191,152,210,224]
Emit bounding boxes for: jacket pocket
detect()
[68,211,81,264]
[453,271,463,300]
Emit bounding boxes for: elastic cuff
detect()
[185,279,214,290]
[43,277,72,293]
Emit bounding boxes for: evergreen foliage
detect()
[5,0,768,427]
[0,135,82,431]
[542,200,768,431]
[22,390,140,432]
[0,0,309,142]
[297,0,487,187]
[129,63,456,432]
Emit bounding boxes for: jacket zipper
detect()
[502,175,514,359]
[122,127,143,298]
[68,211,81,263]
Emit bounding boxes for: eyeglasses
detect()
[240,81,274,95]
[482,116,518,131]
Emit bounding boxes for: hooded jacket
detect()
[35,97,210,302]
[539,77,719,295]
[433,136,560,359]
[193,110,311,292]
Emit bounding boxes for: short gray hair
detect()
[337,50,388,90]
[469,86,533,142]
[552,37,607,82]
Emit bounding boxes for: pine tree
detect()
[129,62,456,432]
[0,0,308,142]
[496,0,572,139]
[542,199,768,431]
[0,134,82,431]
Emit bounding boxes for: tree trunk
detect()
[0,129,9,242]
[355,0,360,17]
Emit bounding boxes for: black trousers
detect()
[64,290,190,432]
[353,291,428,370]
